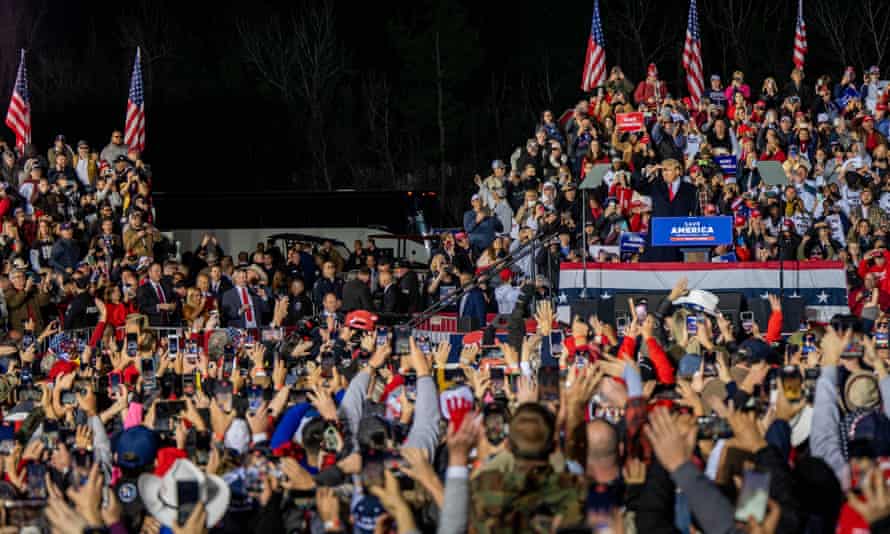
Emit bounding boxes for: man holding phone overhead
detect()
[4,269,51,332]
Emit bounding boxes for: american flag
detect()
[682,0,703,107]
[581,0,606,93]
[5,49,31,154]
[793,0,807,71]
[124,47,145,153]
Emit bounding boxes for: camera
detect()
[697,415,733,440]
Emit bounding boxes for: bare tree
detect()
[31,55,93,108]
[238,3,345,191]
[362,73,396,182]
[487,72,508,155]
[611,0,677,77]
[701,0,782,75]
[0,1,45,106]
[118,0,178,108]
[435,31,446,203]
[859,0,890,68]
[811,0,856,67]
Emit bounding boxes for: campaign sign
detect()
[714,155,737,176]
[652,216,733,247]
[619,232,646,254]
[836,86,861,108]
[616,112,645,133]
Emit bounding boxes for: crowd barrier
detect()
[557,260,849,324]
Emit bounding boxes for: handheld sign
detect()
[616,112,645,133]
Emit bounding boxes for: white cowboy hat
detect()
[138,459,230,528]
[672,289,720,316]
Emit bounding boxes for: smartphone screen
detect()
[26,463,47,499]
[877,332,889,349]
[181,374,196,397]
[22,329,34,348]
[394,326,412,355]
[686,315,698,334]
[740,311,754,333]
[60,390,77,406]
[376,328,388,347]
[109,373,121,390]
[41,420,59,451]
[126,332,138,357]
[168,335,179,355]
[214,383,233,412]
[403,372,418,400]
[635,304,648,324]
[321,355,335,378]
[416,335,431,354]
[575,350,590,368]
[696,415,733,440]
[176,480,200,526]
[142,358,155,378]
[489,367,505,393]
[538,365,560,401]
[247,385,264,413]
[616,316,628,337]
[735,471,771,523]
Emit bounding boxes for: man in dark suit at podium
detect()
[635,158,697,262]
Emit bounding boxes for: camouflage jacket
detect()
[470,462,586,534]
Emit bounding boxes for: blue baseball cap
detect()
[114,425,158,470]
[677,354,702,377]
[739,338,770,364]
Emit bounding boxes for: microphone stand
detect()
[580,187,589,299]
[778,197,785,298]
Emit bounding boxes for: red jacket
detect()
[858,251,890,281]
[634,80,668,106]
[766,311,783,344]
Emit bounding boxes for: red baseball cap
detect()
[462,330,484,347]
[345,310,379,331]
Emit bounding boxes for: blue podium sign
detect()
[651,216,733,247]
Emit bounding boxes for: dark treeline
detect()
[0,0,887,222]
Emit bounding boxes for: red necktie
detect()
[241,288,253,322]
[669,184,675,202]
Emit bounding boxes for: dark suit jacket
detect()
[380,284,399,314]
[220,286,270,328]
[136,279,177,326]
[637,176,697,218]
[397,271,421,314]
[460,288,487,326]
[637,176,698,262]
[209,277,233,303]
[341,279,374,312]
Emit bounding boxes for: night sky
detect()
[0,0,877,225]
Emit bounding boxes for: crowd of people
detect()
[1,63,890,534]
[466,63,890,315]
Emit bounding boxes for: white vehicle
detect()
[158,190,446,265]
